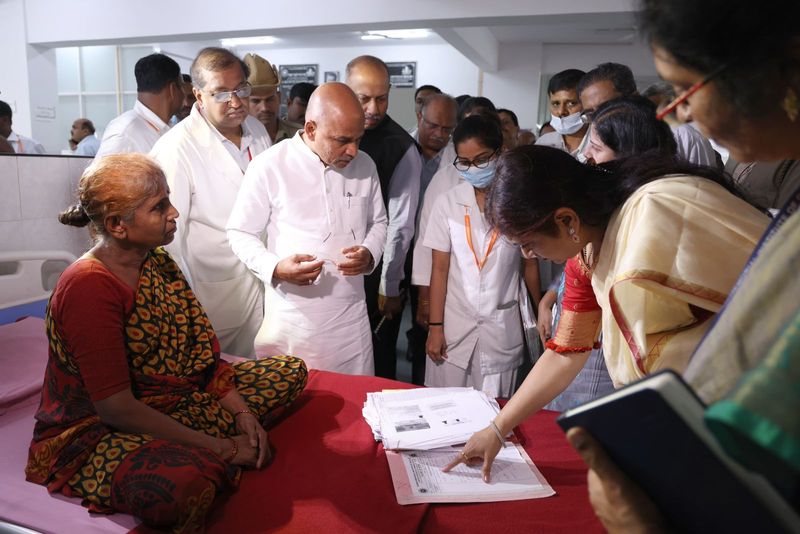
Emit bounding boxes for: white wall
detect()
[0,154,91,257]
[245,43,480,130]
[1,0,33,140]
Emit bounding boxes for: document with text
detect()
[386,443,555,504]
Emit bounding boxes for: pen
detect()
[346,191,352,209]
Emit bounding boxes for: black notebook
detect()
[557,370,800,534]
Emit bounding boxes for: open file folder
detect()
[364,387,555,504]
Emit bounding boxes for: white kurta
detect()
[422,182,525,376]
[96,100,169,157]
[7,131,46,154]
[150,105,271,357]
[226,132,388,375]
[411,163,463,286]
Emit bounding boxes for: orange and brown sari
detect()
[25,249,307,531]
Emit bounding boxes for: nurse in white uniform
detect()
[227,83,388,375]
[151,47,271,357]
[424,114,541,397]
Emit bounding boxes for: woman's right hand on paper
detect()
[442,426,503,482]
[425,327,447,363]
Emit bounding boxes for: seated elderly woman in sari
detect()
[447,143,769,479]
[25,154,308,532]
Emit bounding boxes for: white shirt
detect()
[96,100,169,157]
[536,130,589,162]
[226,132,388,374]
[74,135,100,156]
[672,123,718,167]
[423,181,524,373]
[380,144,421,296]
[149,104,271,357]
[7,131,45,154]
[411,162,463,286]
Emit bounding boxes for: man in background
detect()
[0,100,46,154]
[498,108,520,151]
[284,82,316,128]
[245,53,298,144]
[536,69,588,159]
[174,74,196,122]
[577,62,637,119]
[96,53,183,156]
[70,118,100,156]
[346,55,421,380]
[150,47,271,357]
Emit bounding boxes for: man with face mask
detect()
[150,47,271,358]
[227,83,388,375]
[346,55,421,380]
[535,69,589,161]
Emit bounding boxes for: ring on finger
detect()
[460,450,469,461]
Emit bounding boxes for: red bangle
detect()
[234,409,256,419]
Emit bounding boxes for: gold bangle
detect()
[234,409,256,419]
[224,437,238,462]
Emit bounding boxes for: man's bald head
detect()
[304,83,365,168]
[345,55,391,130]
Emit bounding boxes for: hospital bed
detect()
[0,251,602,533]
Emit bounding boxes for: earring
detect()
[783,87,799,122]
[568,228,580,243]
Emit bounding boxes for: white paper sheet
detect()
[386,444,555,504]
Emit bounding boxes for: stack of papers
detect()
[363,387,555,504]
[363,387,501,450]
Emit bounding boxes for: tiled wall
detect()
[0,154,92,258]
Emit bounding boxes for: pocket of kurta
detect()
[344,195,369,242]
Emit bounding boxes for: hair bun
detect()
[58,204,91,227]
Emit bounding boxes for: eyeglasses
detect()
[204,83,252,104]
[421,117,455,135]
[453,150,499,172]
[656,62,730,121]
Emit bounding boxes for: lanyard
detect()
[464,207,498,271]
[694,182,800,348]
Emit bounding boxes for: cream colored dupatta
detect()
[591,175,768,387]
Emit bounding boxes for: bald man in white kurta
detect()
[227,131,388,374]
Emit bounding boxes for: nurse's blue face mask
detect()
[454,149,499,189]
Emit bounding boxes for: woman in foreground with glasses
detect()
[562,0,800,531]
[445,138,768,476]
[423,114,541,397]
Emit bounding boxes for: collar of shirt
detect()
[293,130,332,169]
[133,99,169,133]
[205,113,254,152]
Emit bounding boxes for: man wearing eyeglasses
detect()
[96,53,184,157]
[346,55,422,380]
[150,47,271,358]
